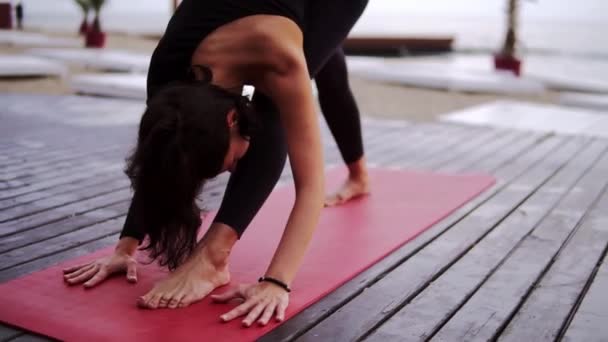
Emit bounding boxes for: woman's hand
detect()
[62,251,138,288]
[211,282,289,327]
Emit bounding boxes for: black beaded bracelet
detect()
[258,276,291,293]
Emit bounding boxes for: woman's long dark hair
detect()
[125,78,257,270]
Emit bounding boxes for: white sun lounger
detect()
[70,74,147,100]
[0,55,67,78]
[429,54,608,93]
[27,48,150,73]
[69,74,298,102]
[348,54,608,95]
[559,93,608,111]
[525,56,608,94]
[0,30,80,48]
[440,100,608,138]
[347,57,545,95]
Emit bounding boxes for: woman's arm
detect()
[119,191,146,249]
[259,47,325,286]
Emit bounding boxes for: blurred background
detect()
[1,0,607,122]
[17,0,608,57]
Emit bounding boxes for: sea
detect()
[12,0,608,59]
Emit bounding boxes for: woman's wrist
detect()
[258,276,291,292]
[115,236,139,256]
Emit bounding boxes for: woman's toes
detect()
[147,293,163,309]
[178,295,193,308]
[168,296,181,309]
[158,295,171,308]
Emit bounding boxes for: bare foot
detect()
[325,175,370,207]
[137,247,231,310]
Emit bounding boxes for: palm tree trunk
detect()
[501,0,518,57]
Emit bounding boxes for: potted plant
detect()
[74,0,90,35]
[85,0,107,48]
[494,0,522,76]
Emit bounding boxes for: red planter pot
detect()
[494,54,522,76]
[85,30,106,48]
[79,20,90,35]
[0,3,12,29]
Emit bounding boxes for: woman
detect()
[62,0,369,327]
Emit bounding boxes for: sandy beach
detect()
[0,30,560,123]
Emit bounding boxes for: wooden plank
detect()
[429,141,608,342]
[261,134,564,341]
[0,201,128,254]
[438,132,544,174]
[0,216,124,271]
[397,125,495,169]
[433,130,523,172]
[365,124,444,166]
[409,125,508,169]
[288,136,575,341]
[0,145,60,169]
[0,151,123,190]
[0,142,118,176]
[0,172,126,210]
[0,144,121,179]
[379,124,475,167]
[0,325,22,341]
[337,123,426,165]
[7,333,53,342]
[499,174,608,341]
[0,148,123,189]
[0,163,123,201]
[364,139,607,341]
[421,129,519,171]
[562,250,608,342]
[0,234,119,282]
[0,189,129,236]
[0,178,129,222]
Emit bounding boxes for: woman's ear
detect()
[226,109,239,129]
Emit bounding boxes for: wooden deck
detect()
[1,94,607,341]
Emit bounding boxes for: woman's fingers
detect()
[63,263,95,281]
[275,299,288,322]
[220,298,257,322]
[83,267,109,288]
[211,287,242,303]
[65,264,100,285]
[62,262,91,274]
[241,300,268,327]
[126,260,137,283]
[257,301,277,326]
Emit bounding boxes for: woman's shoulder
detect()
[195,15,305,73]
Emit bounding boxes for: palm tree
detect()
[74,0,90,35]
[494,0,522,75]
[501,0,518,58]
[89,0,105,34]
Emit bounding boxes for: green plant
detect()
[74,0,91,34]
[74,0,90,13]
[89,0,106,32]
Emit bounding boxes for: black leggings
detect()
[215,0,367,237]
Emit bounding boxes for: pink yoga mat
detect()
[0,168,494,341]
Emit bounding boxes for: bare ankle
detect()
[195,223,238,268]
[347,157,369,181]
